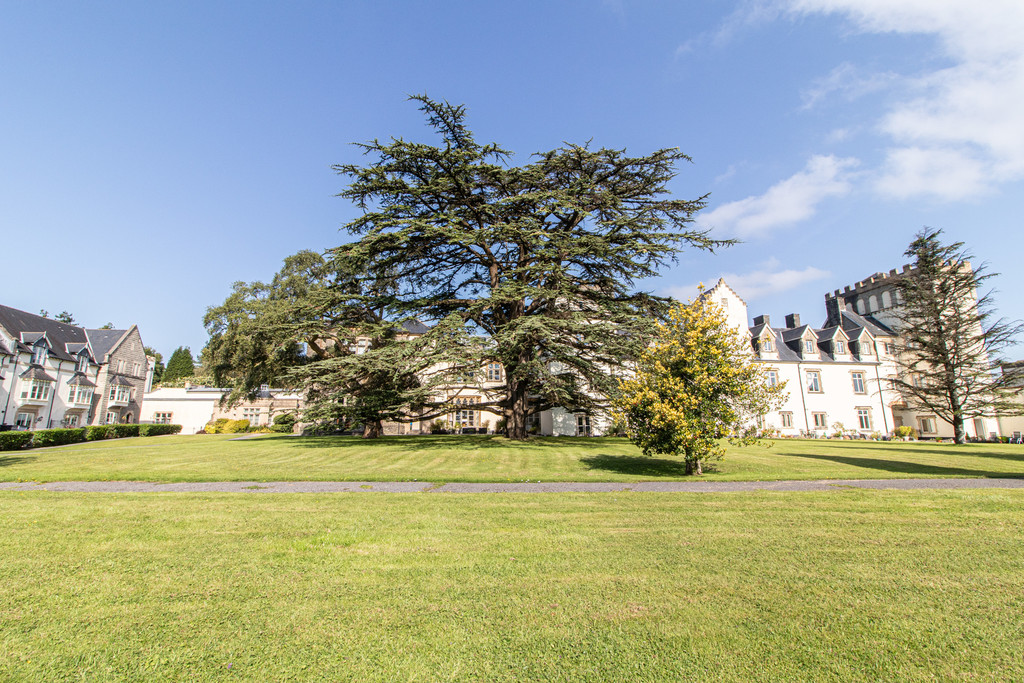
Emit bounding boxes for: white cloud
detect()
[800,63,899,110]
[665,259,831,302]
[787,0,1024,199]
[699,155,858,238]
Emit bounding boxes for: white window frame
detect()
[154,412,173,424]
[486,363,502,382]
[761,337,774,352]
[767,370,778,387]
[780,412,793,428]
[919,417,937,434]
[812,412,828,429]
[857,408,872,430]
[804,339,816,354]
[806,370,822,393]
[576,413,592,437]
[105,411,118,424]
[851,372,866,394]
[834,340,846,354]
[15,412,33,429]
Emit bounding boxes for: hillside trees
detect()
[890,228,1023,444]
[614,295,786,475]
[333,95,727,439]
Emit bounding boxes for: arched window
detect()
[881,290,892,308]
[868,295,878,312]
[856,299,866,314]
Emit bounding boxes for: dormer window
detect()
[77,354,89,373]
[761,338,774,352]
[804,339,816,354]
[32,344,47,365]
[859,341,873,357]
[834,340,846,355]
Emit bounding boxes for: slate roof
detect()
[401,320,431,335]
[85,328,130,361]
[20,365,56,382]
[68,373,97,387]
[109,375,135,387]
[0,304,90,363]
[750,323,880,365]
[827,308,895,338]
[781,325,813,344]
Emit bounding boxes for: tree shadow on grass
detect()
[804,440,1024,463]
[268,434,636,453]
[0,455,36,467]
[579,454,694,477]
[791,452,1024,478]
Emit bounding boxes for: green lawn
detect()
[2,434,1024,482]
[0,489,1021,681]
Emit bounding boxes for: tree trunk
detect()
[683,448,702,476]
[952,414,966,445]
[362,419,383,439]
[506,379,530,441]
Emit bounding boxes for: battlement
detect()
[825,264,914,301]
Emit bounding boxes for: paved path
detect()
[1,478,1022,493]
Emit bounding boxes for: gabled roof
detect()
[702,278,749,307]
[65,342,89,355]
[829,308,895,338]
[401,320,431,335]
[0,304,90,363]
[21,332,47,345]
[749,323,772,339]
[85,328,131,362]
[109,375,135,387]
[816,325,849,341]
[782,325,816,343]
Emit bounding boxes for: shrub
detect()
[31,428,87,448]
[85,425,113,441]
[431,419,449,435]
[0,431,34,451]
[139,424,183,437]
[110,424,141,438]
[270,413,297,434]
[224,419,250,434]
[893,425,917,439]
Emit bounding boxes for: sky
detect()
[3,1,1023,361]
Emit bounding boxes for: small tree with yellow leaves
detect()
[614,293,786,475]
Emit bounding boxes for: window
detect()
[154,412,173,424]
[851,372,866,394]
[780,412,793,428]
[486,363,502,382]
[857,408,872,430]
[720,298,729,310]
[859,341,873,356]
[131,362,141,376]
[69,385,93,404]
[761,337,774,352]
[912,374,924,388]
[767,370,778,387]
[884,342,896,355]
[109,385,135,403]
[62,414,80,428]
[834,340,845,354]
[805,370,822,393]
[804,339,816,354]
[105,411,118,424]
[77,355,89,372]
[526,412,540,434]
[22,380,52,401]
[242,407,261,425]
[15,413,33,429]
[919,417,937,434]
[812,412,828,429]
[576,414,592,437]
[453,396,480,427]
[31,344,47,365]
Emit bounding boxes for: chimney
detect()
[753,314,770,327]
[785,313,801,328]
[824,294,845,328]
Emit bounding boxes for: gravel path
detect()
[0,478,1022,493]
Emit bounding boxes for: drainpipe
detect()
[1,353,19,425]
[873,362,890,434]
[796,361,811,433]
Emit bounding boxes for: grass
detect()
[0,489,1022,681]
[2,434,1024,483]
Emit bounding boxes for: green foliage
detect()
[138,424,183,437]
[891,229,1024,443]
[894,425,918,439]
[99,322,114,329]
[163,346,196,383]
[614,295,786,475]
[110,424,141,438]
[85,425,113,441]
[0,431,34,451]
[333,95,727,439]
[270,413,297,434]
[204,419,249,434]
[31,428,86,447]
[55,311,75,324]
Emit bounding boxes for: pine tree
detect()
[163,347,196,383]
[890,228,1023,444]
[334,95,727,439]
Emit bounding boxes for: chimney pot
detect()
[785,313,801,328]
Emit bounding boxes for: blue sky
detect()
[3,1,1022,360]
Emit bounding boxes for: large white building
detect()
[0,305,151,430]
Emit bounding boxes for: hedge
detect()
[0,424,185,451]
[0,431,34,451]
[31,428,87,448]
[139,424,183,436]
